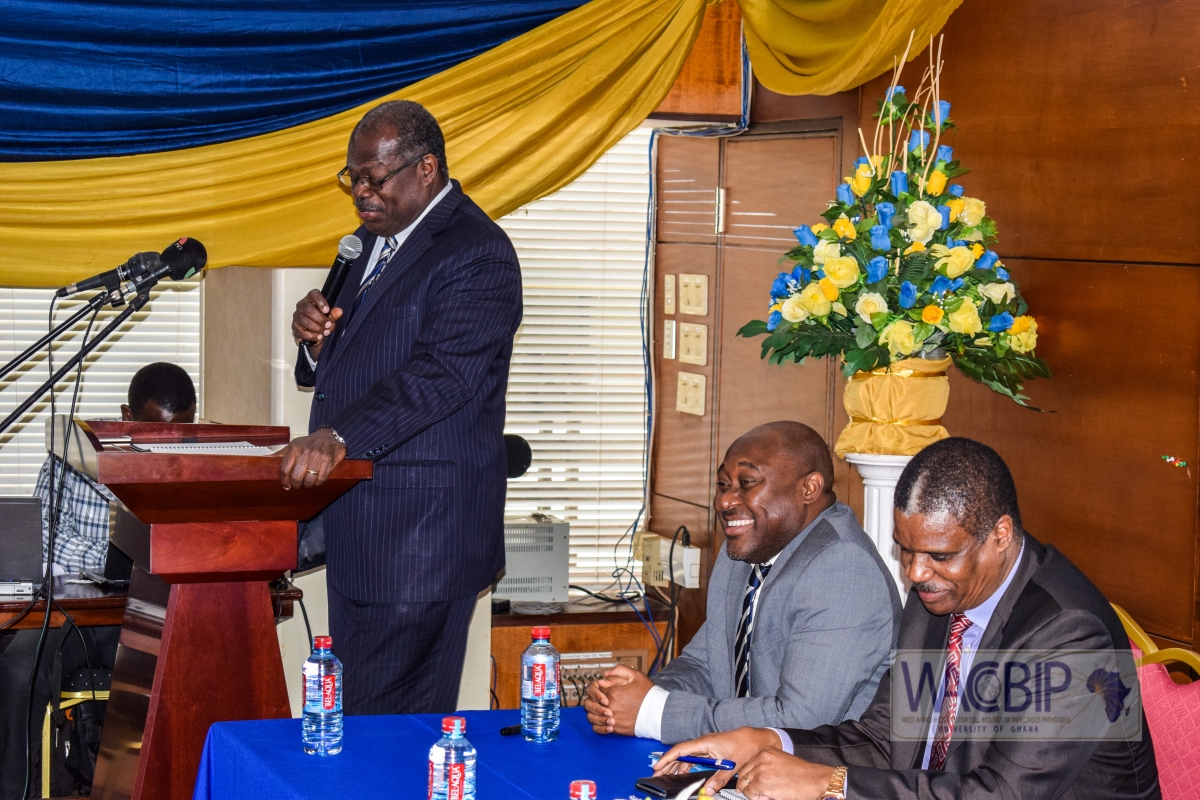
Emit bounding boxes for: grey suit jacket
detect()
[652,502,902,744]
[786,533,1160,799]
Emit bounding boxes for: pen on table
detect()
[677,755,735,770]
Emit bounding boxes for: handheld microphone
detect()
[320,235,364,306]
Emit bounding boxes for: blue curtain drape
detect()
[0,0,588,160]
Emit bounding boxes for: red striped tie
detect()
[929,612,973,770]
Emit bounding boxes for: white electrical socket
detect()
[663,319,676,359]
[663,274,676,315]
[679,322,707,366]
[676,372,705,416]
[679,274,708,316]
[640,533,701,589]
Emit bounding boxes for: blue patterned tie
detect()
[734,562,772,698]
[349,235,397,318]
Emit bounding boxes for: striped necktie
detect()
[733,563,772,698]
[929,613,973,770]
[349,235,397,318]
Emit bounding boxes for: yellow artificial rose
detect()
[810,223,830,234]
[879,320,917,358]
[780,294,809,323]
[831,301,848,317]
[947,197,965,222]
[904,241,926,255]
[926,170,948,196]
[906,200,942,245]
[922,305,945,324]
[823,256,860,288]
[937,245,977,278]
[818,277,839,300]
[797,282,832,317]
[979,281,1016,306]
[833,216,857,240]
[850,164,874,197]
[960,197,986,227]
[970,243,985,258]
[1009,316,1039,353]
[948,298,983,335]
[855,292,888,324]
[813,240,841,265]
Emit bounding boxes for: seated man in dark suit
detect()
[654,437,1160,800]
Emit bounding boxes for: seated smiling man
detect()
[655,437,1160,800]
[584,421,901,744]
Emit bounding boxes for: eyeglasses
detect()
[337,154,427,190]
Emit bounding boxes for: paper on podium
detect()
[130,441,281,456]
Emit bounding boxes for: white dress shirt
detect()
[634,552,781,741]
[304,180,453,368]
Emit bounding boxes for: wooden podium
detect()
[60,420,372,800]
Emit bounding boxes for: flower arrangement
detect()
[737,40,1050,407]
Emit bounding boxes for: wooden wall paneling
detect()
[651,242,719,507]
[860,0,1200,265]
[656,136,720,246]
[939,260,1200,646]
[648,493,713,650]
[654,0,744,121]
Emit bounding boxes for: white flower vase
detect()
[843,453,911,600]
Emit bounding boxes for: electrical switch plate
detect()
[663,319,676,359]
[678,322,707,366]
[679,274,708,316]
[676,371,706,416]
[663,274,676,315]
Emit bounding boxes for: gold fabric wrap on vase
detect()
[834,356,951,457]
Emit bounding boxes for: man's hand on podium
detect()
[279,428,348,490]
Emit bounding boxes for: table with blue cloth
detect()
[193,707,664,800]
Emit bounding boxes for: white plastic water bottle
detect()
[569,779,596,799]
[520,626,560,742]
[302,635,343,755]
[428,715,477,800]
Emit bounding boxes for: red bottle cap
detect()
[531,626,551,640]
[570,780,596,799]
[313,636,332,650]
[442,715,466,735]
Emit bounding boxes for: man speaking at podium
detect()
[284,101,522,715]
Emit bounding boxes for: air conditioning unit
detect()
[495,515,570,603]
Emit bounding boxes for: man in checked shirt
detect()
[0,362,195,798]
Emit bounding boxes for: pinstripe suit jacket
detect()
[295,181,522,603]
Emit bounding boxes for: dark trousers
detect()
[327,584,476,716]
[0,624,119,800]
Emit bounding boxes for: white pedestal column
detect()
[844,453,912,599]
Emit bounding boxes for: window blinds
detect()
[0,282,202,493]
[497,127,651,587]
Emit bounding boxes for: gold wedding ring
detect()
[306,469,319,475]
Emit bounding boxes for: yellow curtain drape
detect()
[736,0,963,96]
[0,0,707,287]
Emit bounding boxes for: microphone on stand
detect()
[56,252,160,297]
[56,237,208,299]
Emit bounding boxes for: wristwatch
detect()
[322,427,347,448]
[819,766,848,800]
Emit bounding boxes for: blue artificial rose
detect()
[836,183,854,205]
[869,225,890,250]
[930,276,953,295]
[767,310,783,331]
[876,201,896,228]
[935,100,951,125]
[948,184,965,198]
[886,85,906,102]
[793,225,818,247]
[890,172,908,196]
[950,278,965,292]
[938,206,951,230]
[771,273,791,298]
[814,269,826,279]
[790,265,809,285]
[988,311,1014,332]
[975,250,1000,271]
[944,237,959,248]
[908,130,930,152]
[867,256,889,283]
[996,267,1009,280]
[936,145,953,163]
[899,281,918,309]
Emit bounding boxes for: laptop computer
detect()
[0,496,45,596]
